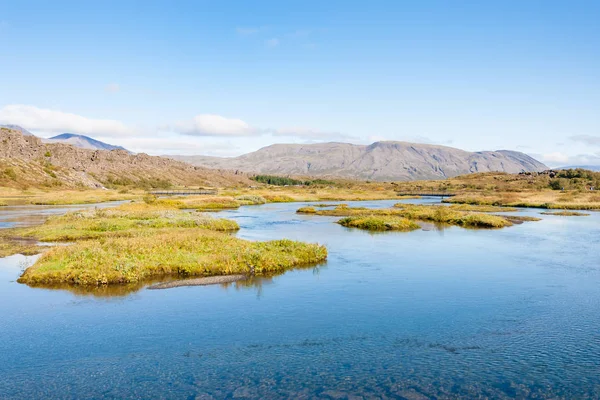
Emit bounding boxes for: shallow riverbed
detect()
[1,198,599,399]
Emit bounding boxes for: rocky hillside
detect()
[169,141,548,181]
[0,127,250,189]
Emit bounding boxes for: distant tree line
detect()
[252,175,336,186]
[548,169,600,190]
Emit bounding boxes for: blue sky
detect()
[1,0,599,166]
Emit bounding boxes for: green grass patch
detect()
[338,216,420,231]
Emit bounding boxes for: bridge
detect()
[148,189,218,196]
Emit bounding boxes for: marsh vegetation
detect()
[2,202,327,286]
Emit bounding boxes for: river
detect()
[0,198,599,399]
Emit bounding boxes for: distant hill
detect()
[169,141,548,181]
[0,127,251,189]
[44,133,129,152]
[558,165,600,172]
[0,124,34,136]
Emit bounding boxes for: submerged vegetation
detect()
[0,238,46,258]
[338,216,420,231]
[540,211,590,216]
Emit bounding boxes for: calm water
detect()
[1,198,599,399]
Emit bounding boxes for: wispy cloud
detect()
[236,27,261,36]
[168,114,353,142]
[171,114,259,137]
[570,135,600,146]
[273,127,356,141]
[117,137,241,156]
[0,104,138,137]
[265,38,280,48]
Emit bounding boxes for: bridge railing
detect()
[148,190,218,196]
[396,192,456,197]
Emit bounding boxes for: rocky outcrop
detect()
[168,141,548,181]
[0,127,251,188]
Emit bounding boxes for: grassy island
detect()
[298,204,529,229]
[3,202,327,286]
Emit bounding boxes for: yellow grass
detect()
[0,187,143,206]
[300,204,517,228]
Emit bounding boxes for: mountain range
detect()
[0,124,553,181]
[169,141,548,181]
[43,133,129,152]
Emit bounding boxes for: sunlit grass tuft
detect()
[338,216,420,231]
[263,194,297,203]
[235,195,267,205]
[297,206,317,214]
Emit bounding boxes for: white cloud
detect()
[105,83,120,93]
[266,38,280,47]
[116,137,242,156]
[541,152,570,164]
[0,104,137,137]
[172,114,258,137]
[169,114,356,143]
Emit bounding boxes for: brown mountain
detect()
[0,127,250,189]
[168,141,548,181]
